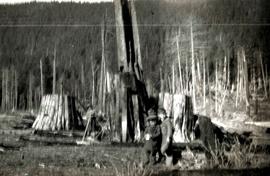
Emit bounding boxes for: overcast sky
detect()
[0,0,113,4]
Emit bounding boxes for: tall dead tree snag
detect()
[114,0,148,142]
[242,48,250,115]
[1,67,18,111]
[40,59,44,97]
[235,47,250,114]
[5,69,9,110]
[130,0,143,79]
[176,30,183,94]
[1,69,5,111]
[99,23,105,113]
[190,21,197,112]
[98,21,108,114]
[53,44,57,95]
[28,72,33,110]
[14,70,18,110]
[259,51,268,98]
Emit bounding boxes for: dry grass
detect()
[226,138,256,168]
[207,137,258,169]
[0,141,144,175]
[112,161,153,176]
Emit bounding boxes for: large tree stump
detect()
[32,94,83,131]
[120,72,136,142]
[159,93,195,143]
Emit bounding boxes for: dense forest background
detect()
[0,0,270,111]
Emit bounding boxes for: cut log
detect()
[32,94,83,131]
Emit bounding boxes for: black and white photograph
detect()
[0,0,270,175]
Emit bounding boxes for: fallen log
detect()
[33,130,84,138]
[0,141,24,150]
[19,135,77,146]
[0,129,32,136]
[245,121,270,128]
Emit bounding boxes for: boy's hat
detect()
[158,108,166,115]
[146,109,157,121]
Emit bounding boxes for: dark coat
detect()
[144,124,161,152]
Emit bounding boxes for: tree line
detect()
[0,0,269,113]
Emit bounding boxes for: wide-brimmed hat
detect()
[146,109,157,121]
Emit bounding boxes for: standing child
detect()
[143,109,161,166]
[158,108,173,166]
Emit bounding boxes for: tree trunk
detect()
[90,55,95,107]
[196,55,201,84]
[242,48,250,115]
[114,0,148,142]
[28,72,33,111]
[172,62,175,94]
[185,54,189,94]
[176,33,183,93]
[1,69,5,111]
[81,63,85,101]
[99,23,105,112]
[40,59,44,97]
[224,55,227,89]
[14,70,18,110]
[215,60,218,112]
[227,50,231,88]
[160,67,164,93]
[236,50,240,107]
[190,21,197,112]
[259,51,268,98]
[10,67,13,111]
[114,74,120,141]
[102,59,107,114]
[114,0,128,71]
[53,44,56,95]
[130,0,143,80]
[6,69,9,111]
[203,51,206,109]
[120,81,127,142]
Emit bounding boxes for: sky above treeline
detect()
[0,0,113,4]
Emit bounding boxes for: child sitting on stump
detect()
[143,109,161,166]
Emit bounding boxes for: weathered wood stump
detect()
[159,93,196,143]
[32,94,83,131]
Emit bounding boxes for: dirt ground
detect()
[1,137,270,176]
[1,102,270,176]
[0,113,156,175]
[0,142,143,176]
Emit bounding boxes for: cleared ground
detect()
[1,109,270,176]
